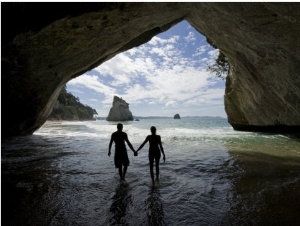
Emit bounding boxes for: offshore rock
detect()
[1,2,300,137]
[106,96,133,121]
[174,114,181,119]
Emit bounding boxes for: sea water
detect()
[2,117,300,225]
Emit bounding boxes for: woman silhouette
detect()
[137,126,166,185]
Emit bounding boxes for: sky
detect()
[66,20,227,118]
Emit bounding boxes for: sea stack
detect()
[174,114,181,119]
[106,96,133,121]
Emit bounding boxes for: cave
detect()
[2,2,300,138]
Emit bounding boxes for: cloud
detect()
[68,74,116,102]
[148,35,180,46]
[184,31,196,43]
[68,88,85,94]
[165,100,178,108]
[87,98,100,102]
[207,49,219,65]
[148,101,156,105]
[193,45,209,57]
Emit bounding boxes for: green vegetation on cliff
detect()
[48,85,97,121]
[206,37,229,80]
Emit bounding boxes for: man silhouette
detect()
[108,123,136,180]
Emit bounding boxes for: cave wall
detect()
[188,3,300,132]
[2,2,300,138]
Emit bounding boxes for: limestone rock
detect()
[106,96,133,121]
[174,114,181,119]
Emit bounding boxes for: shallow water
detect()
[2,118,300,225]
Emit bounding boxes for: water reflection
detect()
[109,182,132,225]
[1,142,64,226]
[223,135,300,225]
[145,186,165,226]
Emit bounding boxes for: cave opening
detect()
[65,20,227,119]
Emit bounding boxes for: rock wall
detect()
[2,2,300,137]
[106,96,133,121]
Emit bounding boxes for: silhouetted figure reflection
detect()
[109,183,132,225]
[108,123,136,180]
[146,187,165,225]
[137,126,166,185]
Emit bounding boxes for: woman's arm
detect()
[137,136,149,152]
[158,136,166,162]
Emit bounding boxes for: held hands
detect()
[108,151,111,157]
[134,147,141,157]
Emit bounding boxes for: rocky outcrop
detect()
[174,114,181,119]
[106,96,133,121]
[2,2,300,137]
[48,86,97,121]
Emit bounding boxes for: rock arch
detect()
[2,2,300,138]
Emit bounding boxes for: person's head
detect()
[117,123,123,131]
[150,126,156,134]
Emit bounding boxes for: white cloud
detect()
[68,74,116,101]
[148,101,156,105]
[148,35,180,46]
[88,98,99,102]
[68,88,85,94]
[165,100,178,108]
[184,31,196,43]
[208,49,219,58]
[193,45,209,57]
[150,47,165,57]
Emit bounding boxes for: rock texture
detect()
[174,114,181,119]
[106,96,133,121]
[2,2,300,137]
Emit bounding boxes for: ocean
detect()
[2,117,300,226]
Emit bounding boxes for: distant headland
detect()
[48,86,97,121]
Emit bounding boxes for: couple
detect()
[108,123,166,185]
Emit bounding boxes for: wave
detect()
[35,120,294,142]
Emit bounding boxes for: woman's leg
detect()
[118,166,123,180]
[149,156,155,184]
[155,155,161,180]
[123,165,128,180]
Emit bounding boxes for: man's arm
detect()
[125,133,135,152]
[108,134,113,156]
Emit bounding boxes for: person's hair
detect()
[150,126,156,134]
[117,123,123,130]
